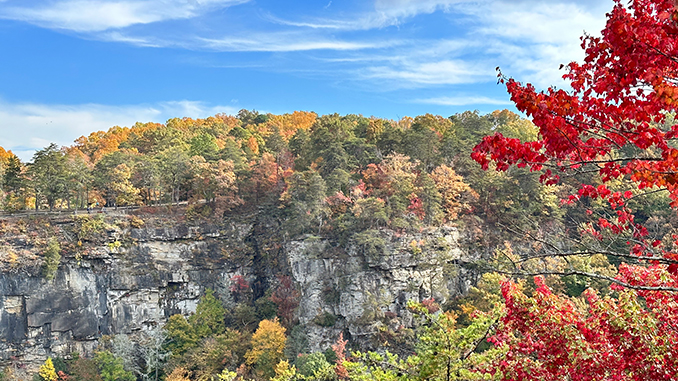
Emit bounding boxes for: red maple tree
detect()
[269,274,300,329]
[471,0,678,378]
[473,0,678,277]
[491,276,678,380]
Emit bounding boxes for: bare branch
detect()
[493,269,678,292]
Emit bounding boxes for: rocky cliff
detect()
[0,212,476,370]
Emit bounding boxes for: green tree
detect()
[280,170,328,236]
[156,146,192,205]
[402,115,445,170]
[416,172,444,226]
[189,133,220,161]
[131,156,161,205]
[94,351,135,381]
[308,114,354,192]
[2,154,26,212]
[42,239,61,280]
[64,150,93,209]
[3,154,24,195]
[344,301,502,381]
[295,352,334,380]
[219,138,248,174]
[93,151,130,206]
[127,123,185,155]
[30,143,68,210]
[164,314,198,357]
[189,289,226,338]
[165,289,226,358]
[166,330,245,381]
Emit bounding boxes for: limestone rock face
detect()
[287,226,467,352]
[0,221,250,371]
[0,218,473,370]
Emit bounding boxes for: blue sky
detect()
[0,0,610,160]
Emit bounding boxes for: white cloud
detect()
[471,2,607,87]
[373,0,460,19]
[415,95,512,106]
[267,0,465,31]
[266,13,395,31]
[361,59,494,87]
[92,29,388,52]
[198,34,384,52]
[262,0,607,90]
[0,0,249,32]
[99,31,162,47]
[473,3,603,44]
[360,1,608,89]
[0,100,239,161]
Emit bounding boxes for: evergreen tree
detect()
[189,289,226,338]
[30,143,68,210]
[95,351,135,381]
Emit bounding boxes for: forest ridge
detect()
[0,109,542,235]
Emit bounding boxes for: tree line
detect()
[0,109,558,245]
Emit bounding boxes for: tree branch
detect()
[492,269,678,292]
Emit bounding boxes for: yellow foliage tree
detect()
[268,111,317,141]
[110,163,141,206]
[430,164,477,221]
[165,367,192,381]
[73,126,132,163]
[413,113,454,135]
[38,358,58,381]
[245,318,287,379]
[270,360,297,381]
[0,145,14,166]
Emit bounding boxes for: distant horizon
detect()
[0,0,611,161]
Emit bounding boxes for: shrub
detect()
[94,351,135,381]
[42,239,61,280]
[73,215,106,241]
[312,312,337,327]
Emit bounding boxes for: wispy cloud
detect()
[93,29,390,53]
[0,0,249,32]
[267,0,466,31]
[373,0,462,19]
[415,95,511,106]
[455,1,608,87]
[261,0,606,89]
[199,34,384,52]
[0,100,239,161]
[0,0,612,136]
[99,31,162,47]
[360,59,494,88]
[265,13,396,31]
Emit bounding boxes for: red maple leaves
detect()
[472,1,678,378]
[472,0,678,268]
[493,276,678,380]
